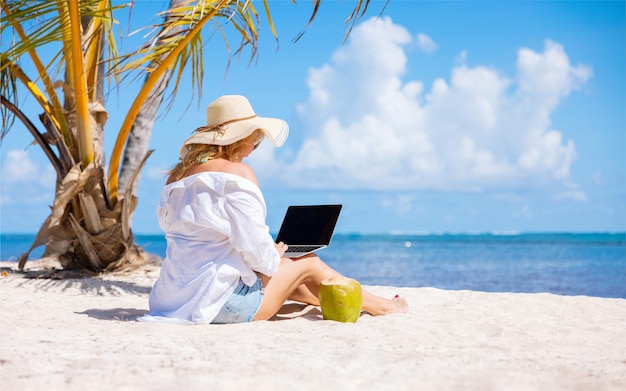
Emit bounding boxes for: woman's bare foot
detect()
[363,293,409,316]
[390,295,409,314]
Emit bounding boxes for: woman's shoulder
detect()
[220,161,258,185]
[166,159,258,187]
[187,159,258,185]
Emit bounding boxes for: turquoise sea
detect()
[2,232,625,298]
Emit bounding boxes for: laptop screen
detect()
[275,205,342,245]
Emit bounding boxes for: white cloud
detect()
[266,16,590,199]
[416,33,438,53]
[0,150,56,205]
[455,50,468,64]
[1,150,39,182]
[553,187,589,202]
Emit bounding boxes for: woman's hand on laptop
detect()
[275,241,288,257]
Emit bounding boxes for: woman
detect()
[147,95,408,324]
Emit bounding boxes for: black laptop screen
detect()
[275,205,342,245]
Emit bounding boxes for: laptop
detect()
[275,205,342,258]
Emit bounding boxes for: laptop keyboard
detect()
[286,245,323,253]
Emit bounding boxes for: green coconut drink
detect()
[319,277,363,323]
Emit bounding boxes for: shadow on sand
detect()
[76,307,149,321]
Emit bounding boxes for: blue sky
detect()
[1,1,624,235]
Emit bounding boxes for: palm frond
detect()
[83,0,107,101]
[1,1,64,61]
[292,0,320,42]
[292,0,385,43]
[261,0,279,45]
[1,0,125,145]
[1,61,62,133]
[0,95,64,178]
[113,0,266,83]
[80,0,123,100]
[67,0,94,166]
[343,0,387,42]
[0,60,18,136]
[167,32,204,109]
[1,0,114,65]
[107,0,233,205]
[1,0,70,143]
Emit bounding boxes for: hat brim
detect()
[181,116,289,155]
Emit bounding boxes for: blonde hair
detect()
[168,129,264,182]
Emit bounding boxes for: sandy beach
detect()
[1,258,625,390]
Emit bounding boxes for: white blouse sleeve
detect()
[223,180,281,276]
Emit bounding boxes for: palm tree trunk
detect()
[118,0,186,197]
[117,75,169,195]
[81,13,107,167]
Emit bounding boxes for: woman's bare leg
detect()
[253,254,408,321]
[257,263,321,306]
[288,284,320,305]
[255,256,336,319]
[260,267,324,306]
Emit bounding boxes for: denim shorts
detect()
[212,277,264,324]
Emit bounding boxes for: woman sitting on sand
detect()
[147,95,408,324]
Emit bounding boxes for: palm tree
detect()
[0,0,377,273]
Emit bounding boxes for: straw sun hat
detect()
[180,95,289,156]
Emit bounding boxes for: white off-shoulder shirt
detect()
[147,171,281,323]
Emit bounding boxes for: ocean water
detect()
[2,232,625,298]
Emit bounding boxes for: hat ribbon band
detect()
[193,115,257,136]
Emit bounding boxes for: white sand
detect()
[1,259,625,390]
